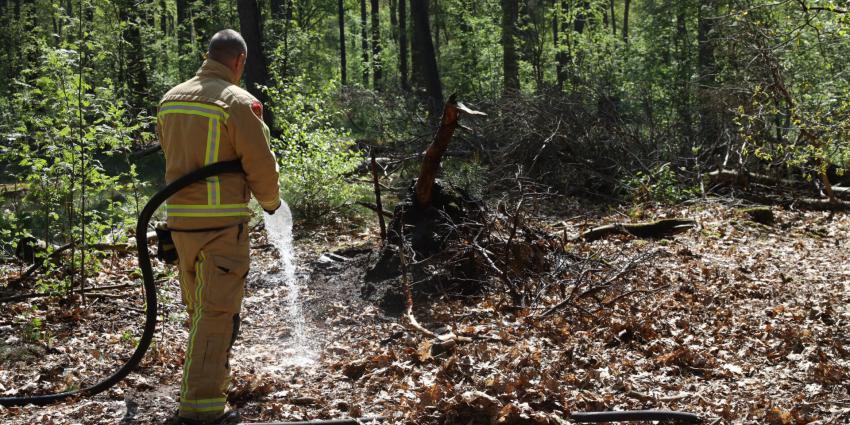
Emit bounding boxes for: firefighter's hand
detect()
[260,198,282,215]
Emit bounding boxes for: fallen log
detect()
[580,218,697,242]
[707,168,850,200]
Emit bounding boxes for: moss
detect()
[740,207,774,225]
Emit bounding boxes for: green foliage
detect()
[0,2,142,288]
[265,77,365,221]
[442,157,487,199]
[623,163,696,205]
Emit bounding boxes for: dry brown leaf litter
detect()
[0,202,848,424]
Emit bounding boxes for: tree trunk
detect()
[119,1,149,115]
[501,0,519,94]
[159,0,169,36]
[410,0,443,116]
[270,0,284,17]
[609,0,616,36]
[176,0,192,77]
[370,0,382,90]
[697,1,719,151]
[399,0,410,90]
[281,0,293,78]
[389,0,398,43]
[675,4,694,157]
[360,0,369,85]
[194,0,215,51]
[414,95,460,208]
[237,0,274,127]
[554,0,568,89]
[338,0,347,85]
[622,0,630,42]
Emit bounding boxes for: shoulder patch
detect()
[251,100,263,120]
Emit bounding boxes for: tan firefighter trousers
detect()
[172,223,249,421]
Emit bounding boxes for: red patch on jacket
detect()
[251,101,263,120]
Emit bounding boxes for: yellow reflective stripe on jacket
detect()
[158,101,229,120]
[166,203,250,217]
[205,118,222,205]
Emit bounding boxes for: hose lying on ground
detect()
[0,160,245,407]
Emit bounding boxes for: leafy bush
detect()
[265,77,365,221]
[622,163,696,205]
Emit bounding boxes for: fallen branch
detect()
[0,282,139,304]
[580,218,697,242]
[356,202,393,218]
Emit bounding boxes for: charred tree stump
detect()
[363,96,486,314]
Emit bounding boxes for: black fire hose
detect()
[571,410,702,423]
[0,160,245,407]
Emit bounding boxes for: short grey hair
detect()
[207,29,247,63]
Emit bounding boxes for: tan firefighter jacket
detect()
[157,59,281,230]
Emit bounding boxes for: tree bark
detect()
[360,0,369,85]
[410,0,443,116]
[119,1,149,115]
[414,95,460,208]
[610,0,616,36]
[338,0,347,85]
[176,0,192,77]
[675,4,694,157]
[237,0,275,126]
[697,1,719,152]
[370,0,382,90]
[270,0,284,17]
[622,0,630,42]
[389,0,398,43]
[398,0,410,90]
[554,0,568,89]
[501,0,519,94]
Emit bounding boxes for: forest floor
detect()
[1,198,849,425]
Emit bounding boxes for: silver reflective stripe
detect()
[168,207,249,214]
[159,104,226,119]
[180,400,226,409]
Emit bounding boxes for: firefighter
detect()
[156,29,281,425]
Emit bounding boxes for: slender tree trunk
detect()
[176,0,192,77]
[501,0,519,94]
[554,0,568,89]
[338,0,347,85]
[622,0,630,42]
[675,4,694,158]
[610,0,616,36]
[410,0,421,85]
[697,0,719,150]
[399,0,410,90]
[360,0,369,85]
[270,0,284,17]
[159,0,168,35]
[237,0,275,127]
[119,1,149,114]
[370,0,382,90]
[389,0,398,43]
[433,0,440,56]
[410,0,443,116]
[281,0,293,78]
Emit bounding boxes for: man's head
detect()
[207,29,247,83]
